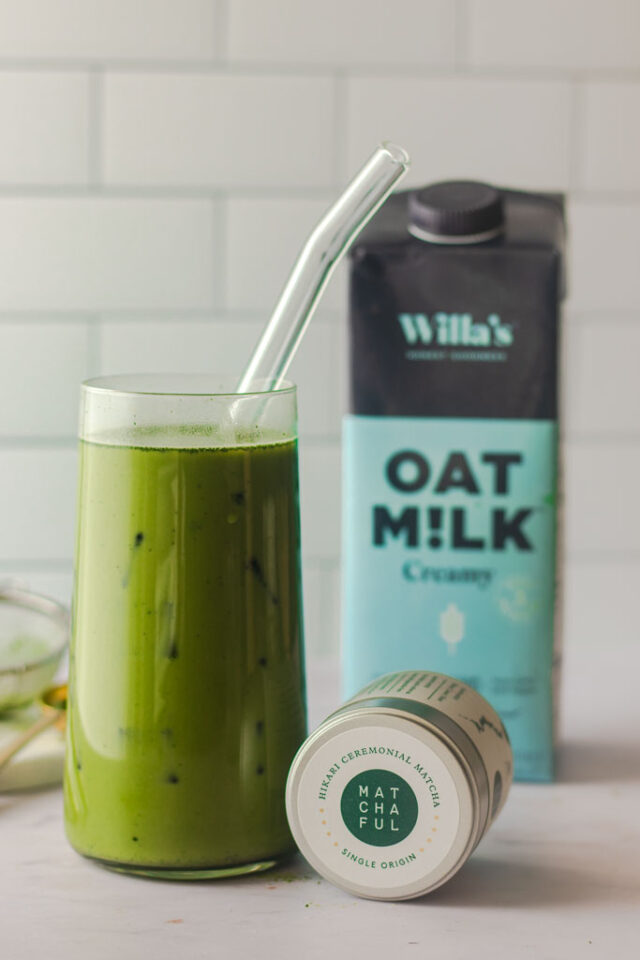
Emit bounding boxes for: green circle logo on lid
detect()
[340,769,418,847]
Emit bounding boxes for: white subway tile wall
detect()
[581,83,640,191]
[565,443,640,556]
[0,322,91,437]
[227,0,456,67]
[467,0,640,72]
[103,74,335,188]
[226,198,346,312]
[0,199,216,310]
[569,202,640,311]
[0,1,217,61]
[0,0,637,657]
[0,73,90,184]
[0,449,77,561]
[564,319,640,439]
[346,77,573,190]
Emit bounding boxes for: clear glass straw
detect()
[237,142,410,393]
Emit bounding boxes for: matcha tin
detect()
[285,670,512,900]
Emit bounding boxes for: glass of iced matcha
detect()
[64,374,306,879]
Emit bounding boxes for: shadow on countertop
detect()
[557,739,640,784]
[417,854,638,910]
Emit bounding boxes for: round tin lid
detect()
[286,709,481,901]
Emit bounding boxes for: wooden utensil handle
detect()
[0,710,60,772]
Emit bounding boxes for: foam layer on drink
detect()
[83,423,294,450]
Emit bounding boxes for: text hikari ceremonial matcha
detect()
[286,670,513,901]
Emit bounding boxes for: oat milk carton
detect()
[343,181,565,781]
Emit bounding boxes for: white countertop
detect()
[2,640,639,960]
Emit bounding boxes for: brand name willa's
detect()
[398,312,513,347]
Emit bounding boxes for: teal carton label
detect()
[343,416,558,781]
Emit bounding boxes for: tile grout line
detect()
[1,309,636,327]
[0,185,338,199]
[213,0,229,63]
[0,559,74,572]
[0,185,335,198]
[332,70,349,188]
[1,306,636,324]
[0,309,345,323]
[564,551,640,564]
[570,190,640,203]
[560,312,584,444]
[0,58,638,82]
[0,312,107,323]
[564,311,640,324]
[87,66,104,189]
[454,0,469,72]
[86,314,102,377]
[563,434,640,446]
[303,556,342,573]
[0,184,637,204]
[568,79,585,194]
[212,195,227,312]
[0,437,77,449]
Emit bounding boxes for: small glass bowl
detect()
[0,584,69,713]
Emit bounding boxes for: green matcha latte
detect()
[64,378,306,878]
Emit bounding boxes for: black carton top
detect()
[352,185,565,263]
[348,184,566,420]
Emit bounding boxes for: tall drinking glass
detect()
[64,375,306,878]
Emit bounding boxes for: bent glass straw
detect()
[237,142,410,393]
